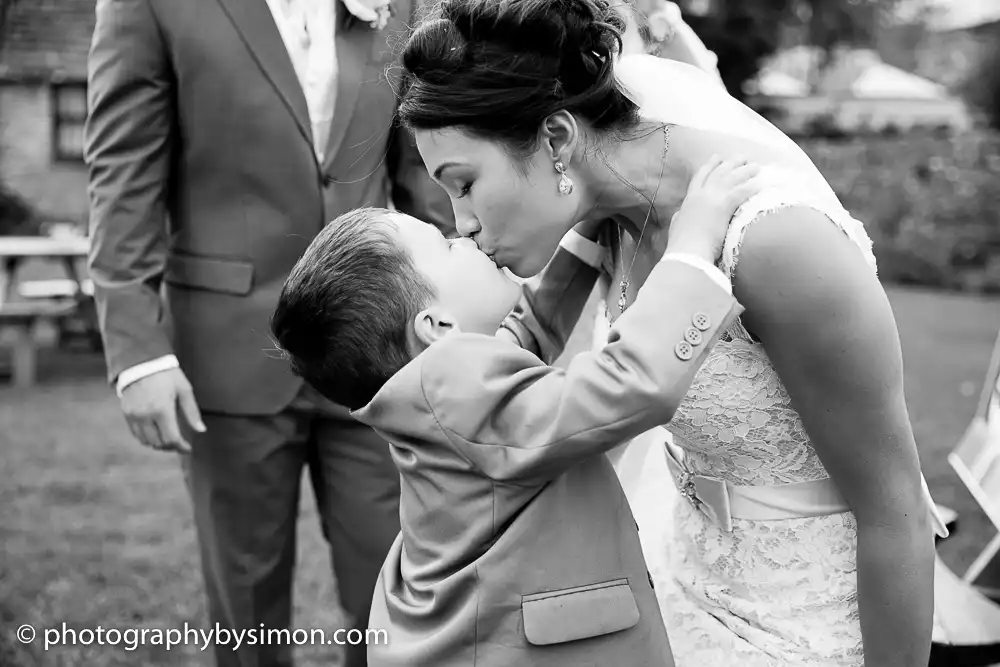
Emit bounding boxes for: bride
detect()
[394,0,948,664]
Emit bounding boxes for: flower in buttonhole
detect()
[645,0,682,43]
[342,0,393,29]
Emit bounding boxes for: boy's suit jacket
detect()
[354,258,743,667]
[86,0,451,413]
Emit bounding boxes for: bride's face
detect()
[416,127,583,278]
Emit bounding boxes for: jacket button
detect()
[684,327,703,346]
[322,174,334,187]
[675,341,694,361]
[692,312,712,331]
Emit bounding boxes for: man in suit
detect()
[85,1,450,666]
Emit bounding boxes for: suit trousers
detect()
[181,383,400,667]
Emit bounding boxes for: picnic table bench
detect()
[0,301,77,387]
[0,234,91,387]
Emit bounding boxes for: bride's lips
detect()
[483,248,522,283]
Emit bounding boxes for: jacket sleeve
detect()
[387,125,456,237]
[85,0,176,382]
[423,257,742,486]
[385,0,456,237]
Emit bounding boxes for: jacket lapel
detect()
[215,0,313,147]
[321,1,376,171]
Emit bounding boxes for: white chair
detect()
[949,328,1000,585]
[931,328,1000,660]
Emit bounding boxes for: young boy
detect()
[270,159,756,667]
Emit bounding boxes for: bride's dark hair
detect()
[397,0,640,155]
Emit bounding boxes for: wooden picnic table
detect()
[0,235,90,307]
[0,235,91,387]
[0,234,89,256]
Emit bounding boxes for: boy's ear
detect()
[412,305,461,348]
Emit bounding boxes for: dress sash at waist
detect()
[663,440,949,538]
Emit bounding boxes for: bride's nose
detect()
[452,201,481,238]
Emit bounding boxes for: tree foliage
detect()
[964,40,1000,131]
[0,0,19,50]
[0,0,37,234]
[681,0,793,99]
[677,0,904,98]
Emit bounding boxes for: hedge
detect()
[799,131,1000,293]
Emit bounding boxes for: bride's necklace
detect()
[617,124,671,315]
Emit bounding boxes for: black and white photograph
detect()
[1,0,1000,665]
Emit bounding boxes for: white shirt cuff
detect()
[661,253,732,295]
[558,229,605,270]
[116,355,180,397]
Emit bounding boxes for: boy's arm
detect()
[499,228,607,363]
[422,255,742,486]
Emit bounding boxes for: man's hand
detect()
[120,368,206,453]
[666,155,761,263]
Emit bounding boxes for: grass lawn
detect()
[2,285,999,666]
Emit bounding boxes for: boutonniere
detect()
[646,1,681,45]
[342,0,394,30]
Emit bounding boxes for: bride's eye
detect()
[456,182,472,199]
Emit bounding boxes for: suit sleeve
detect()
[86,0,175,383]
[423,258,743,486]
[386,0,456,237]
[501,245,601,364]
[387,125,456,237]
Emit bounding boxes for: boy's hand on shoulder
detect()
[665,155,762,264]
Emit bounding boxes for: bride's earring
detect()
[554,160,574,196]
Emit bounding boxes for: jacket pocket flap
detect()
[521,578,639,646]
[165,254,254,296]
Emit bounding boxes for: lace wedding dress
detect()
[597,172,948,665]
[588,55,950,665]
[662,179,873,665]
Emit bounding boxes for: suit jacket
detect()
[85,0,452,414]
[353,259,743,667]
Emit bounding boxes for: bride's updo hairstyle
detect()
[398,0,640,155]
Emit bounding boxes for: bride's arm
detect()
[736,207,934,667]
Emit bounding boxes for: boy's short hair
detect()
[271,208,436,410]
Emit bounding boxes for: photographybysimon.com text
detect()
[16,622,388,652]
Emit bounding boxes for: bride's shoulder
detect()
[721,178,877,282]
[728,204,888,356]
[730,204,876,300]
[720,184,802,271]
